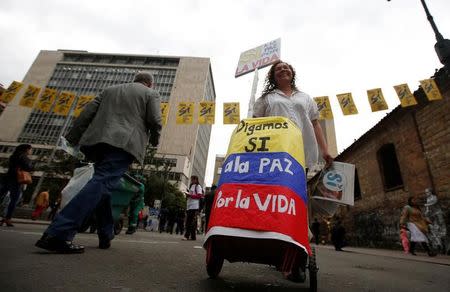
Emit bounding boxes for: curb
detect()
[316,244,450,266]
[11,218,50,226]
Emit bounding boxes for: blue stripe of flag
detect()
[218,152,307,203]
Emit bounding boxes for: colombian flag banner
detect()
[206,116,311,255]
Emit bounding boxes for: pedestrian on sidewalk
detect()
[32,190,50,220]
[0,144,33,227]
[400,226,410,254]
[331,219,346,251]
[311,218,321,245]
[35,71,162,254]
[183,175,203,241]
[400,196,436,257]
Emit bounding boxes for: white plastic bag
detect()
[60,164,94,209]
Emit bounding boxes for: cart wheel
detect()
[308,247,318,292]
[114,219,123,235]
[206,241,224,279]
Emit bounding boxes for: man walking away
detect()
[35,72,162,253]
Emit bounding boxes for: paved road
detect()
[1,223,449,292]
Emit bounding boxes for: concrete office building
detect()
[0,50,216,190]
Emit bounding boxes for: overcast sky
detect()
[1,0,449,185]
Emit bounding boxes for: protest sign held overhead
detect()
[235,38,281,78]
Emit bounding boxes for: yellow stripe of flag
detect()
[227,117,305,168]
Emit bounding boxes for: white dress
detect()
[253,89,319,169]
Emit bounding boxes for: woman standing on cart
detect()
[253,60,333,282]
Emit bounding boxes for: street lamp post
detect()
[388,0,450,68]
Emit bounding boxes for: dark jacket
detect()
[7,154,33,183]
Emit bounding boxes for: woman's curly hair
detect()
[261,60,298,97]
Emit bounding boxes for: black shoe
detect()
[35,234,84,254]
[126,226,136,235]
[286,270,306,283]
[98,235,112,249]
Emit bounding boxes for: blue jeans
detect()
[0,180,22,219]
[45,145,134,241]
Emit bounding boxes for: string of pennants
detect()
[0,78,444,125]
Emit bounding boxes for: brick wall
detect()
[315,68,450,249]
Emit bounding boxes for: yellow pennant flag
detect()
[53,91,76,116]
[393,84,417,107]
[419,79,443,101]
[223,102,240,124]
[0,81,24,103]
[35,88,57,112]
[176,102,194,124]
[367,88,388,112]
[336,93,358,115]
[198,101,215,124]
[73,95,94,117]
[160,102,169,126]
[19,85,41,108]
[314,96,334,120]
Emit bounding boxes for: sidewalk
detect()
[9,214,450,266]
[317,244,450,266]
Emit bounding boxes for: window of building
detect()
[354,168,362,200]
[377,143,403,191]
